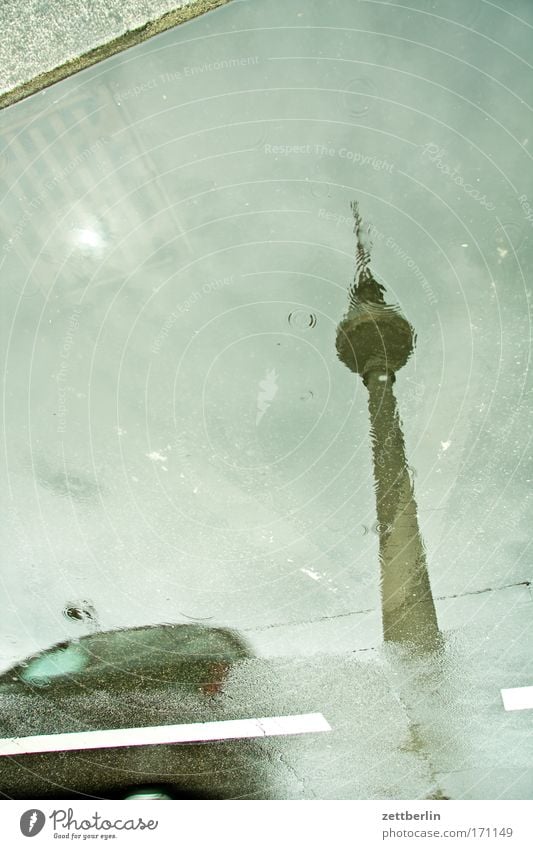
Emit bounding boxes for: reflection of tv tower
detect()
[336,202,441,648]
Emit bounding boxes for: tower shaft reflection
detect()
[365,371,439,644]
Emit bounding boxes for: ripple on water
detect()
[492,220,527,255]
[63,602,96,623]
[372,521,392,535]
[288,309,317,330]
[309,179,333,200]
[342,77,378,118]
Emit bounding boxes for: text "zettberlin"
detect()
[382,811,441,821]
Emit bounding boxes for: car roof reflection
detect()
[0,624,252,691]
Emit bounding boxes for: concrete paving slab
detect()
[0,0,232,108]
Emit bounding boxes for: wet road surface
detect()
[1,0,533,799]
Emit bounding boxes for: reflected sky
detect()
[1,0,531,657]
[0,0,532,800]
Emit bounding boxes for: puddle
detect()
[0,0,532,801]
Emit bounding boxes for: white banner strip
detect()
[4,799,532,848]
[501,685,533,711]
[0,712,331,756]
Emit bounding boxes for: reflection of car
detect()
[0,624,268,799]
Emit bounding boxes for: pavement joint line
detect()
[243,607,376,633]
[435,580,531,601]
[243,580,532,633]
[0,713,332,756]
[500,686,533,711]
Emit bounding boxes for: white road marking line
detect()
[501,686,533,711]
[0,712,331,756]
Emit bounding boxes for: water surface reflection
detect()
[337,203,441,649]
